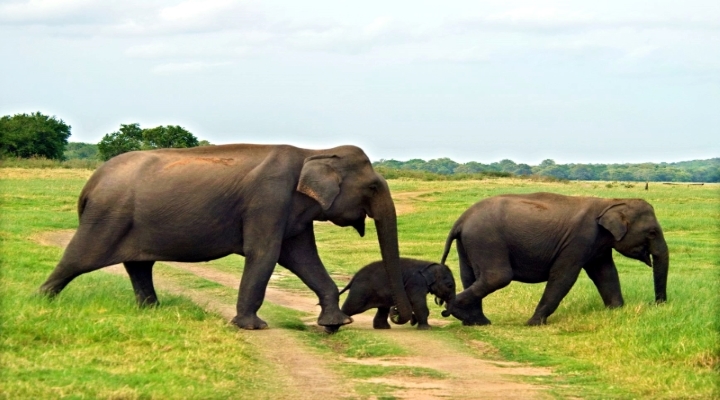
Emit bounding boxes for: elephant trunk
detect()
[370,179,413,324]
[650,235,669,303]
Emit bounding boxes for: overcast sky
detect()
[1,1,719,164]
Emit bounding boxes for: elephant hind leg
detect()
[452,243,513,326]
[124,261,158,307]
[39,221,134,297]
[457,239,477,290]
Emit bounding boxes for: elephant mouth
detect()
[641,250,652,267]
[351,217,366,237]
[328,214,367,237]
[644,255,652,267]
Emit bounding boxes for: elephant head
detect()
[598,199,669,303]
[297,145,413,323]
[421,263,457,307]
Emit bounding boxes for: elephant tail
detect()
[338,276,355,295]
[441,222,461,265]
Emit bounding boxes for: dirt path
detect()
[34,230,552,399]
[33,231,353,400]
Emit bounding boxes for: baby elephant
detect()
[328,258,456,332]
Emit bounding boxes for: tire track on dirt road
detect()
[35,230,553,399]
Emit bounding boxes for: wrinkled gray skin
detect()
[38,144,414,330]
[441,192,669,326]
[326,258,456,333]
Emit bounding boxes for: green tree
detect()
[97,124,201,161]
[455,161,491,174]
[373,159,404,170]
[568,164,595,180]
[513,163,533,175]
[142,125,198,149]
[492,159,517,173]
[425,158,459,174]
[97,123,143,161]
[0,112,71,159]
[64,142,98,160]
[402,159,428,171]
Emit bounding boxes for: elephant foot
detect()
[526,316,547,326]
[447,304,491,326]
[136,296,159,308]
[317,309,353,327]
[324,325,341,334]
[373,321,391,329]
[604,299,624,309]
[232,315,269,330]
[462,318,491,326]
[37,285,61,299]
[416,324,431,330]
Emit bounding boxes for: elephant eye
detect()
[648,230,657,239]
[368,183,378,193]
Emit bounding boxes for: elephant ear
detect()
[297,155,342,211]
[420,263,438,287]
[598,203,628,241]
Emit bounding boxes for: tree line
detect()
[0,112,209,162]
[1,111,717,182]
[372,157,720,183]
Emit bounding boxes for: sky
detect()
[1,0,719,165]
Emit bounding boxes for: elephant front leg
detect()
[373,307,392,329]
[408,286,431,330]
[278,229,352,328]
[527,262,582,326]
[583,254,624,308]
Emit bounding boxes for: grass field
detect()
[1,167,718,399]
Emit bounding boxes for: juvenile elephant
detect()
[38,144,414,330]
[441,192,669,326]
[326,258,456,332]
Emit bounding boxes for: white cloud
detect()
[159,0,236,23]
[125,39,250,59]
[151,61,232,74]
[0,0,103,24]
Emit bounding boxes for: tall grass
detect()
[0,156,102,169]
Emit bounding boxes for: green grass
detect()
[1,168,717,399]
[313,178,719,399]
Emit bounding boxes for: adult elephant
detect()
[440,192,669,326]
[39,144,414,330]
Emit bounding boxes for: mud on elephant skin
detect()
[441,192,669,326]
[38,144,415,330]
[325,258,456,333]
